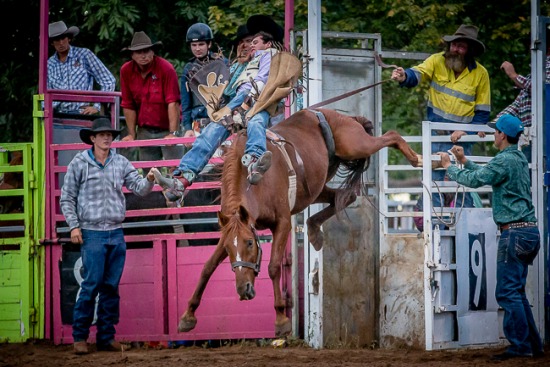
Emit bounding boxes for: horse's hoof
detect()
[275,320,292,337]
[178,314,197,332]
[416,154,423,168]
[307,227,324,251]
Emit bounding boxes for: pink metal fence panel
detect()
[43,110,288,343]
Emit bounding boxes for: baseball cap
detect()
[487,114,524,137]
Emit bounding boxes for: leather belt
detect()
[499,222,537,231]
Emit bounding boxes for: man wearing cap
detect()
[60,118,155,354]
[392,24,491,209]
[437,114,543,361]
[119,31,184,166]
[47,21,115,115]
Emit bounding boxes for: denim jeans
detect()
[72,229,126,345]
[244,110,270,158]
[176,120,230,177]
[176,93,270,177]
[495,226,542,356]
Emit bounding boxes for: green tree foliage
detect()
[1,0,547,145]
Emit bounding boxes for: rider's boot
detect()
[241,151,272,185]
[151,168,193,202]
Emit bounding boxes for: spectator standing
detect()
[60,118,155,355]
[181,23,228,137]
[120,31,184,167]
[47,21,115,115]
[391,24,491,208]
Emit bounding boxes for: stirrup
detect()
[247,151,272,185]
[151,168,190,202]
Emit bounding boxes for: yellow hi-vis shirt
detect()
[410,52,491,123]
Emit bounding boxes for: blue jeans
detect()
[495,226,542,356]
[72,229,126,345]
[176,121,231,177]
[176,94,270,177]
[244,110,270,157]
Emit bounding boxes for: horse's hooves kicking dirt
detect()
[178,313,197,332]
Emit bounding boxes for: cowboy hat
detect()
[233,25,251,46]
[246,15,284,43]
[121,31,163,52]
[79,118,121,145]
[49,21,79,39]
[442,24,485,56]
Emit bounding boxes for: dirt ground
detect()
[0,339,548,367]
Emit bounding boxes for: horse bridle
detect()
[230,225,263,275]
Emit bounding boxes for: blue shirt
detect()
[47,46,116,113]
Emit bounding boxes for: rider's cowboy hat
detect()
[79,118,121,145]
[442,24,485,56]
[49,21,79,39]
[233,25,251,46]
[246,15,284,43]
[121,31,163,52]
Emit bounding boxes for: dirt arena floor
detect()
[1,339,548,367]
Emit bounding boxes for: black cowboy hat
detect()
[442,24,485,57]
[246,15,284,43]
[49,21,79,39]
[121,31,163,52]
[79,118,121,145]
[233,24,251,46]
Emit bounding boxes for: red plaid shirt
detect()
[496,56,550,127]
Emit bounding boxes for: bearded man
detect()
[391,24,491,209]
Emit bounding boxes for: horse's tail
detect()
[334,116,373,213]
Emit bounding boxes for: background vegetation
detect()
[1,0,548,143]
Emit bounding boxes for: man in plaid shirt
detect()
[496,30,550,157]
[47,21,115,115]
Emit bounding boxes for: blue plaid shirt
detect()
[47,46,115,113]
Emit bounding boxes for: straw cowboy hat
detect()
[79,118,121,145]
[49,21,80,39]
[246,15,284,43]
[442,24,485,56]
[121,31,163,52]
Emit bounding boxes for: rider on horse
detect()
[154,15,300,202]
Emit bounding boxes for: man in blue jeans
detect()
[60,118,155,354]
[438,114,543,360]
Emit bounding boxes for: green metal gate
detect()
[0,95,45,342]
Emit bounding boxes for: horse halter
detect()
[230,225,263,275]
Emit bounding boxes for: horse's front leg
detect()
[268,218,293,337]
[178,242,228,332]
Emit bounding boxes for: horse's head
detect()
[218,205,262,300]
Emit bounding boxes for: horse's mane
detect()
[220,132,246,213]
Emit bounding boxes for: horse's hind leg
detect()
[178,242,228,332]
[335,127,421,167]
[307,187,356,251]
